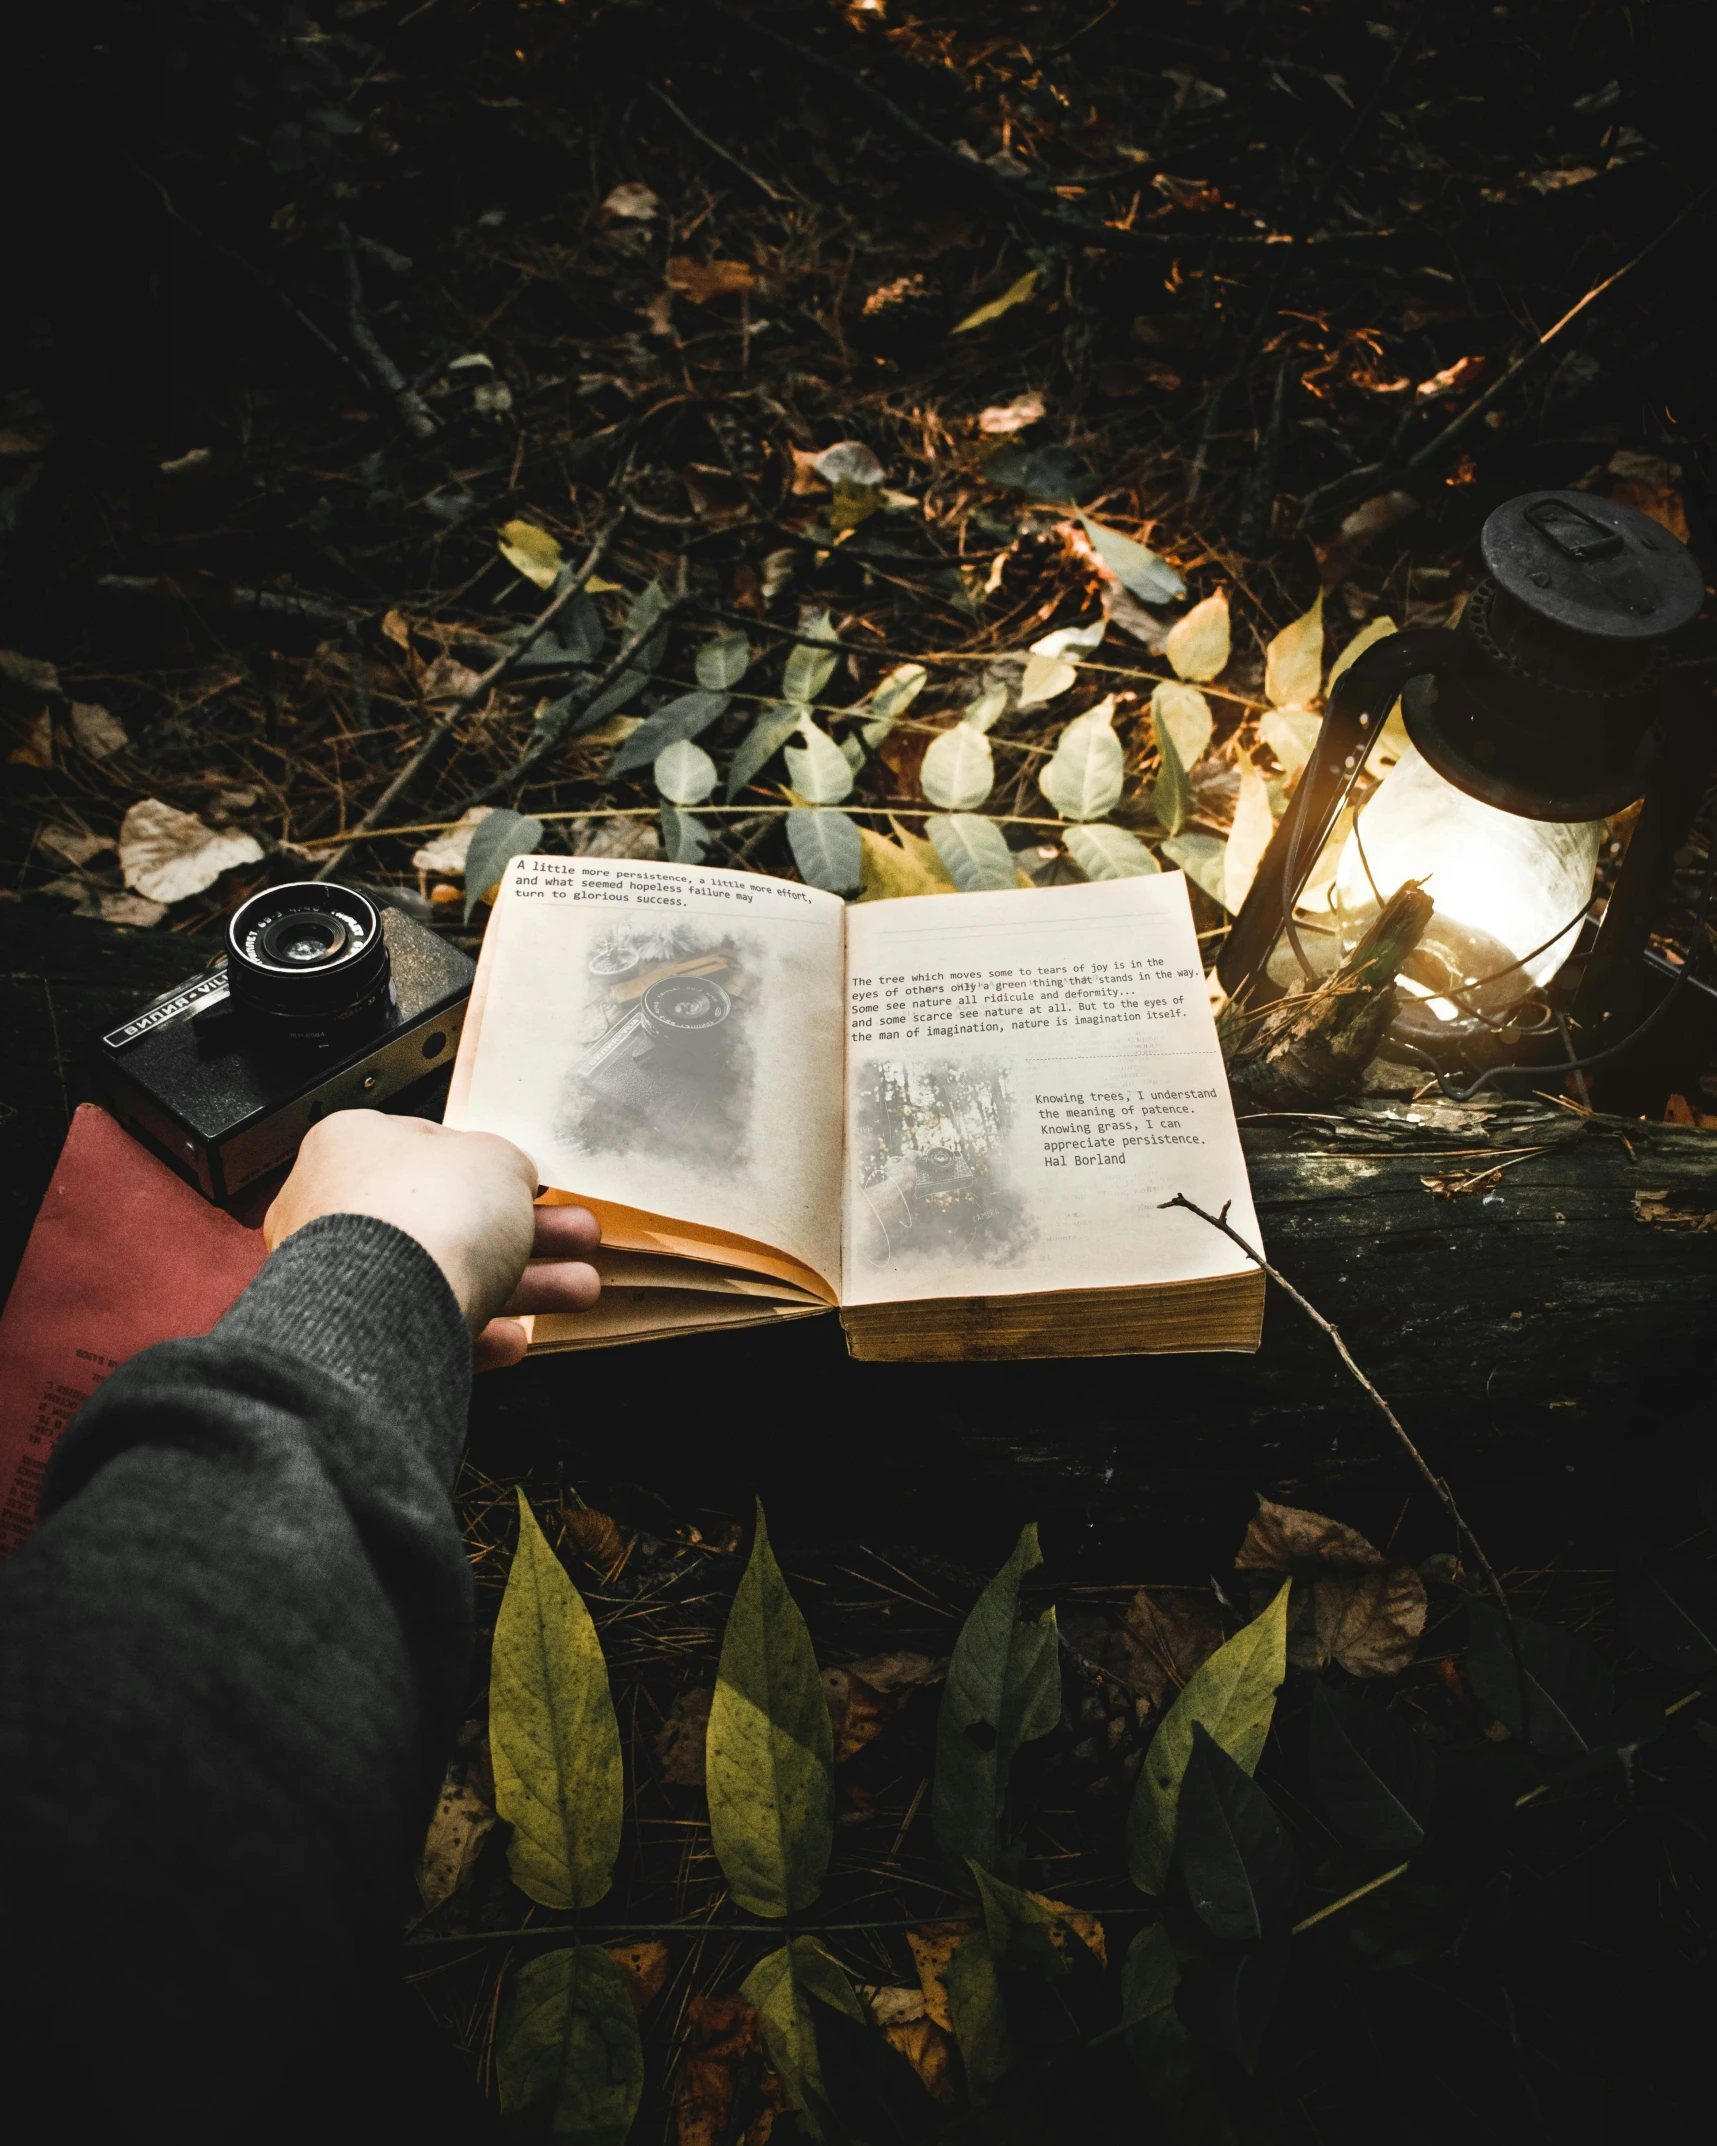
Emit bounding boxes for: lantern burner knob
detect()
[1482,489,1702,642]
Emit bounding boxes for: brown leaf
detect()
[654,1686,713,1785]
[845,1650,944,1694]
[414,1723,497,1914]
[883,2019,958,2106]
[605,1938,670,2015]
[1082,1588,1224,1717]
[1237,1498,1426,1678]
[562,1500,626,1575]
[672,1996,792,2146]
[666,256,758,304]
[419,654,487,703]
[906,1924,970,2033]
[1609,478,1690,544]
[821,1667,895,1762]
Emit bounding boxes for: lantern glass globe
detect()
[1331,743,1603,1044]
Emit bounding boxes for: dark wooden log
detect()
[3,911,1713,1563]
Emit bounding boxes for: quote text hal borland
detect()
[847,950,1213,1168]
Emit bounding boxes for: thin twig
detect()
[1160,1191,1531,1741]
[339,228,439,441]
[312,518,622,880]
[649,85,790,202]
[292,803,1080,848]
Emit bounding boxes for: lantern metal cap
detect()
[1482,489,1703,642]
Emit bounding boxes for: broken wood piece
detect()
[1223,881,1434,1109]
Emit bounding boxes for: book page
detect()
[841,873,1260,1308]
[449,854,846,1297]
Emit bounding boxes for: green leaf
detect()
[1308,1684,1435,1855]
[1064,823,1159,881]
[785,719,855,805]
[787,807,863,894]
[609,690,729,776]
[741,1939,864,2145]
[933,1524,1060,1883]
[981,442,1095,503]
[490,1491,623,1909]
[654,738,718,806]
[927,814,1017,892]
[1263,591,1324,710]
[861,662,928,746]
[465,809,544,922]
[971,1865,1072,1982]
[696,628,751,691]
[1038,699,1123,821]
[1127,1580,1289,1896]
[658,802,709,865]
[1151,680,1214,780]
[580,669,650,728]
[1121,1924,1180,2036]
[726,702,807,798]
[1159,831,1229,909]
[1466,1602,1615,1757]
[1177,1933,1290,2075]
[783,610,839,704]
[1077,512,1186,605]
[1175,1724,1300,1942]
[920,724,995,811]
[838,732,866,776]
[497,1946,643,2145]
[944,1930,1013,2103]
[961,683,1010,734]
[707,1501,834,1916]
[624,578,672,670]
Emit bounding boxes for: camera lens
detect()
[225,881,393,1049]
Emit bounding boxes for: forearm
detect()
[0,1215,475,2118]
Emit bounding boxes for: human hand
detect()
[263,1111,600,1371]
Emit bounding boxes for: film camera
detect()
[95,881,474,1202]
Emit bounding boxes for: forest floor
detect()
[5,2,1717,2139]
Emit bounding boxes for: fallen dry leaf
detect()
[672,1995,792,2146]
[414,1723,496,1914]
[39,825,115,869]
[118,798,264,906]
[1264,591,1325,710]
[907,1923,970,2032]
[1633,1188,1717,1232]
[605,1939,670,2015]
[1236,1496,1427,1677]
[67,702,128,759]
[1415,355,1486,401]
[978,392,1046,435]
[562,1500,627,1573]
[99,893,168,928]
[654,1686,713,1785]
[418,654,489,703]
[411,805,494,877]
[845,1650,943,1693]
[602,181,660,222]
[1223,758,1276,913]
[821,1666,896,1762]
[666,256,757,304]
[1092,1587,1226,1717]
[883,2019,957,2106]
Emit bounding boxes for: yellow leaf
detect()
[951,269,1040,336]
[490,1492,624,1910]
[857,824,954,901]
[585,573,623,594]
[497,519,565,590]
[1126,1579,1290,1894]
[1164,589,1231,682]
[907,1925,967,2032]
[1150,680,1213,772]
[1258,707,1322,782]
[706,1504,834,1918]
[1327,613,1397,689]
[1224,759,1276,913]
[1264,590,1325,709]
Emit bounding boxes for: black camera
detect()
[95,881,475,1202]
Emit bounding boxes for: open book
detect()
[446,855,1265,1361]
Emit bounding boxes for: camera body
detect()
[95,882,475,1202]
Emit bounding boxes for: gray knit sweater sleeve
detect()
[0,1214,481,2139]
